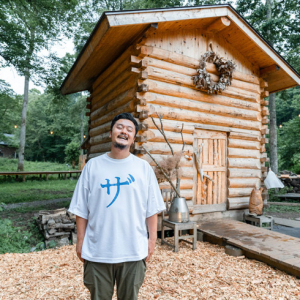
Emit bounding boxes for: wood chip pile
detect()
[36,208,77,248]
[279,171,300,195]
[1,240,300,299]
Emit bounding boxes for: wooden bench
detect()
[0,171,81,182]
[274,193,300,201]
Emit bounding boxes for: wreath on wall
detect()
[193,45,236,94]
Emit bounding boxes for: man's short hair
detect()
[111,113,139,137]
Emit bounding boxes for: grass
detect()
[264,205,300,214]
[0,201,71,254]
[0,180,77,204]
[0,157,77,172]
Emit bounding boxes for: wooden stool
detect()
[161,219,197,252]
[243,213,273,230]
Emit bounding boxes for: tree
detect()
[0,0,80,171]
[236,0,300,173]
[0,80,22,142]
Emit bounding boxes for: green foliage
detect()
[0,157,73,172]
[0,219,33,254]
[0,80,22,141]
[268,186,293,202]
[0,180,76,204]
[65,141,80,167]
[277,116,300,173]
[265,205,300,214]
[22,90,88,163]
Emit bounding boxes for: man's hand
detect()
[146,237,156,262]
[76,242,84,263]
[76,216,88,263]
[146,214,158,262]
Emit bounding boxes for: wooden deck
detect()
[198,219,300,278]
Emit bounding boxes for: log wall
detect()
[86,26,269,210]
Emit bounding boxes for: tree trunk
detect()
[266,0,278,173]
[269,93,278,173]
[17,73,29,171]
[80,112,84,156]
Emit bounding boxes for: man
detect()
[68,112,165,300]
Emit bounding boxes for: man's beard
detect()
[113,141,128,150]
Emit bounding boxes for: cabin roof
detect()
[60,4,300,95]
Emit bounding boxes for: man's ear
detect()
[109,131,112,138]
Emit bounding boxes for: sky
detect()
[0,39,75,95]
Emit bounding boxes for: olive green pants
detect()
[83,259,146,300]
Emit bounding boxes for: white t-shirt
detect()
[68,153,165,263]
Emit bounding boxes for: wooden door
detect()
[195,130,227,205]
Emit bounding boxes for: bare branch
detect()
[180,123,185,152]
[151,114,174,156]
[142,145,180,198]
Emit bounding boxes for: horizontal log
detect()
[138,154,193,168]
[261,91,269,98]
[261,138,269,144]
[90,142,112,154]
[228,178,260,188]
[90,132,111,145]
[205,16,231,33]
[92,74,138,111]
[140,117,195,134]
[229,131,261,142]
[137,45,260,85]
[228,168,262,178]
[91,88,136,121]
[228,138,260,150]
[138,89,260,114]
[91,101,136,128]
[260,144,266,153]
[93,67,139,102]
[228,148,260,159]
[261,126,269,135]
[262,107,269,116]
[139,129,193,145]
[228,188,253,197]
[228,158,261,169]
[194,124,261,138]
[93,46,133,90]
[159,179,193,190]
[147,65,260,95]
[262,116,269,124]
[260,157,270,163]
[148,104,261,131]
[228,197,250,210]
[142,74,259,103]
[135,142,193,155]
[90,121,111,137]
[261,100,269,106]
[138,92,260,121]
[180,167,194,179]
[259,79,268,88]
[179,189,193,200]
[143,56,260,94]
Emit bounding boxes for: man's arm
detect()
[76,216,88,263]
[146,213,158,262]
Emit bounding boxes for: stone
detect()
[225,245,244,257]
[197,230,204,241]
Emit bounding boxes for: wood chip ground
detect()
[1,240,300,299]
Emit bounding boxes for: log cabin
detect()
[61,4,300,223]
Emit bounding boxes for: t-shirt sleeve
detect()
[68,163,90,219]
[146,166,166,218]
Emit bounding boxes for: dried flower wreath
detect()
[193,46,236,94]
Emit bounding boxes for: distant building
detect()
[0,134,17,158]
